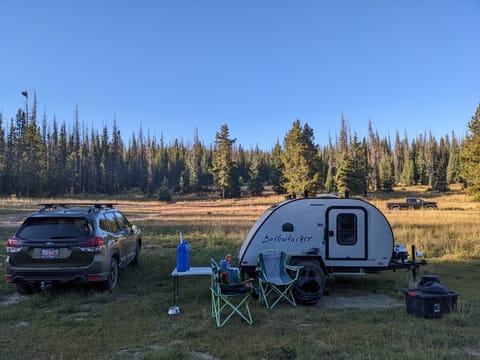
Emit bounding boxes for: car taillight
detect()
[79,237,105,252]
[6,238,22,253]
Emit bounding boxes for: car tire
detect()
[131,242,141,266]
[16,283,34,295]
[101,257,119,290]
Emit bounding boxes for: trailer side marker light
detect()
[407,291,416,297]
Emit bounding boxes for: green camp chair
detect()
[257,249,302,309]
[210,258,254,328]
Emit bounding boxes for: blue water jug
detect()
[176,234,190,272]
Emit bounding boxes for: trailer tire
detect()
[290,259,325,305]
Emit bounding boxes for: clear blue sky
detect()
[1,0,479,150]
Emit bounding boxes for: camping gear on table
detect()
[176,232,190,272]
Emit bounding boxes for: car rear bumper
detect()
[5,257,109,284]
[7,270,110,285]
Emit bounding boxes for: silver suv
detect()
[5,203,142,294]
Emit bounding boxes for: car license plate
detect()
[41,248,60,259]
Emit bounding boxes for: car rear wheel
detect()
[16,283,34,295]
[101,257,119,290]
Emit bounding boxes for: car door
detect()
[114,211,136,260]
[104,211,129,264]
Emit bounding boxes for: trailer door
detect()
[326,207,367,260]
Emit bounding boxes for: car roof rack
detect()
[37,203,116,212]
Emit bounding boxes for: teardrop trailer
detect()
[238,195,426,304]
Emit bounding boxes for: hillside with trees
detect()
[0,93,477,199]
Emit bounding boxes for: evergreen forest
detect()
[1,94,479,200]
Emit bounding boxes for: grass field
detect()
[0,188,479,359]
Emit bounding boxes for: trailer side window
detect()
[282,223,294,232]
[337,213,357,245]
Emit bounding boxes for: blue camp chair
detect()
[210,259,253,327]
[257,249,302,309]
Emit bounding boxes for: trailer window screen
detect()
[337,213,357,245]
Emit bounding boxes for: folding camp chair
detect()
[210,259,253,328]
[257,249,302,309]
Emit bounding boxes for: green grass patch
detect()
[1,191,480,359]
[1,229,479,359]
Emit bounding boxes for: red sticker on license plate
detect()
[41,248,60,259]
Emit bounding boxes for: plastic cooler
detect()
[403,287,459,319]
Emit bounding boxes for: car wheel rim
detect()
[109,260,118,287]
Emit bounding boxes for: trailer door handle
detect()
[328,230,334,237]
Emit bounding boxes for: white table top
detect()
[171,266,212,276]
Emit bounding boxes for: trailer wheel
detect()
[290,259,325,305]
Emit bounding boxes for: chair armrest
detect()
[286,264,303,271]
[285,264,303,280]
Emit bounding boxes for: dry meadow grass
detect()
[0,187,479,258]
[0,188,480,359]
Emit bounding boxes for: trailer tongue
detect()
[238,196,426,305]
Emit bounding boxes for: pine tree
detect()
[335,153,354,195]
[367,121,380,191]
[269,140,285,194]
[415,134,428,185]
[210,124,239,198]
[378,138,394,191]
[186,128,202,193]
[248,146,264,196]
[425,132,436,188]
[432,137,449,191]
[393,132,403,183]
[324,137,336,193]
[334,119,368,195]
[460,103,480,200]
[400,137,415,185]
[158,176,172,201]
[349,135,368,195]
[446,132,460,184]
[281,120,322,195]
[0,113,5,194]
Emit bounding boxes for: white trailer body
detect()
[238,196,424,304]
[239,197,396,275]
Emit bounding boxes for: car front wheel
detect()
[131,242,141,266]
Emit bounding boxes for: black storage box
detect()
[403,288,459,319]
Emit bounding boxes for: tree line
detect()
[1,93,479,200]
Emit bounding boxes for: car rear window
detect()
[17,217,92,240]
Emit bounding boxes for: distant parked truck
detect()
[386,198,438,210]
